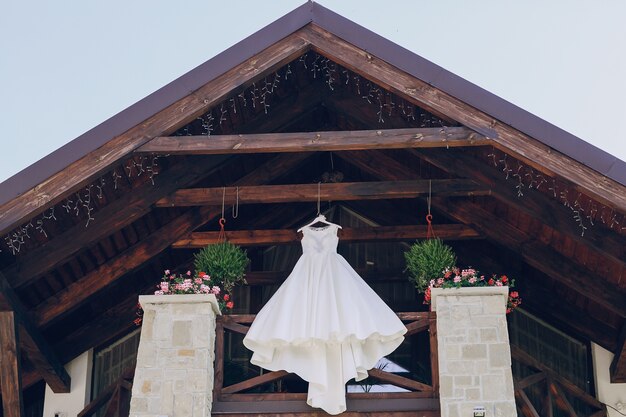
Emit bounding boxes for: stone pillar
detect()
[129,294,220,417]
[431,286,516,417]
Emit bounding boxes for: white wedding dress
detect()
[243,223,407,415]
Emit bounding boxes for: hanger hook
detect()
[232,186,239,219]
[317,182,321,215]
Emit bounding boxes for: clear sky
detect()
[1,0,625,184]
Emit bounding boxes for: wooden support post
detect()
[0,311,24,417]
[0,273,71,392]
[428,312,439,399]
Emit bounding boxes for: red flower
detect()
[223,294,230,301]
[501,275,508,284]
[510,291,519,298]
[488,278,495,286]
[226,301,234,309]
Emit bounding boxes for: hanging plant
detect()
[404,238,456,293]
[193,241,249,293]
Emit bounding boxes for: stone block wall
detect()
[129,294,220,417]
[432,287,516,417]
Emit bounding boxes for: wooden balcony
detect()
[211,312,441,416]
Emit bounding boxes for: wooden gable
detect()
[0,3,625,407]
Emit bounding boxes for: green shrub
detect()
[193,242,249,293]
[404,239,456,292]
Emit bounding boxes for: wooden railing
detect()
[512,346,608,417]
[78,364,135,417]
[212,312,440,415]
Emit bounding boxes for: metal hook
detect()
[317,182,321,215]
[232,187,239,219]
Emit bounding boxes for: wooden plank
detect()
[339,149,626,317]
[0,311,24,417]
[368,368,432,392]
[156,179,490,207]
[515,372,546,390]
[511,346,605,410]
[214,319,224,399]
[32,154,312,327]
[221,370,290,394]
[300,24,626,212]
[429,312,439,398]
[0,33,310,236]
[3,155,230,290]
[404,318,429,336]
[413,149,626,276]
[515,388,541,417]
[172,224,481,248]
[212,398,440,414]
[218,391,433,402]
[22,291,143,389]
[0,273,71,393]
[221,316,250,335]
[439,198,626,317]
[244,269,406,286]
[610,322,626,382]
[549,380,579,417]
[136,127,488,154]
[212,411,439,417]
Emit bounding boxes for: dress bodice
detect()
[300,224,339,255]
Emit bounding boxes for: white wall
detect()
[592,343,626,417]
[42,350,93,417]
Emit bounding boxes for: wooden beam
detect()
[515,388,541,417]
[610,322,626,382]
[300,24,626,213]
[172,224,481,248]
[0,32,310,236]
[156,179,490,207]
[412,148,626,273]
[31,154,312,327]
[3,156,230,290]
[439,198,626,317]
[221,371,290,394]
[0,311,24,417]
[339,150,626,317]
[135,127,488,155]
[243,269,406,286]
[367,368,432,392]
[0,273,71,393]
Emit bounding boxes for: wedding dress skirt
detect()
[243,224,407,415]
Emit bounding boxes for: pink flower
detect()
[496,281,503,287]
[160,282,169,292]
[468,277,477,284]
[194,278,203,285]
[211,286,221,295]
[154,290,164,295]
[429,279,435,286]
[437,278,444,285]
[164,269,170,275]
[200,284,210,293]
[186,270,192,276]
[202,274,210,279]
[453,276,461,283]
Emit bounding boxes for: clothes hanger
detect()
[297,182,342,232]
[297,214,342,232]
